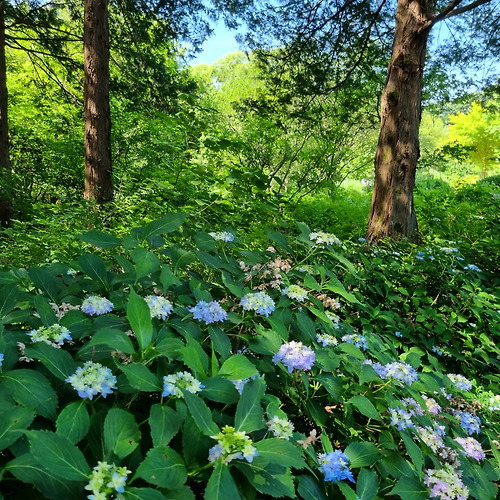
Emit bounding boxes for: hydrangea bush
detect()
[0,213,498,499]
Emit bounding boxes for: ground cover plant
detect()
[0,212,499,499]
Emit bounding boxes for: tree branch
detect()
[428,0,494,29]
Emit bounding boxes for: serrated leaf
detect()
[356,468,378,500]
[235,378,265,433]
[87,328,136,354]
[205,461,242,500]
[28,267,59,303]
[149,404,184,447]
[208,326,232,360]
[78,230,122,248]
[119,363,160,392]
[345,442,380,468]
[78,253,111,288]
[24,342,77,381]
[183,392,219,436]
[401,432,423,472]
[26,430,90,481]
[235,462,295,498]
[0,406,34,450]
[338,481,359,500]
[201,377,239,404]
[254,438,306,469]
[56,401,90,445]
[219,354,258,380]
[297,475,328,500]
[0,284,19,318]
[140,213,187,240]
[104,408,141,459]
[1,369,58,419]
[389,477,429,500]
[347,395,382,421]
[123,487,170,500]
[131,247,160,282]
[127,289,153,352]
[135,447,187,489]
[33,294,58,326]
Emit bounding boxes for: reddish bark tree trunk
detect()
[367,0,433,243]
[0,2,12,227]
[84,0,112,203]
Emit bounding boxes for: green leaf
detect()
[78,253,111,288]
[135,447,187,489]
[56,401,90,445]
[140,213,187,240]
[119,363,161,392]
[26,430,90,481]
[235,462,295,498]
[356,468,378,500]
[131,247,160,282]
[389,476,429,500]
[201,377,239,404]
[219,354,258,380]
[28,268,59,303]
[297,475,328,500]
[78,230,122,248]
[0,406,34,450]
[254,439,306,469]
[87,328,136,354]
[127,289,153,352]
[347,395,382,421]
[401,432,423,472]
[183,392,219,436]
[24,342,77,381]
[123,487,170,500]
[208,326,232,360]
[0,284,19,318]
[338,481,359,500]
[149,404,184,447]
[324,275,361,305]
[104,408,141,459]
[179,338,209,377]
[159,265,181,291]
[345,442,380,468]
[235,378,265,433]
[33,294,58,326]
[1,369,58,419]
[205,460,242,500]
[380,453,415,479]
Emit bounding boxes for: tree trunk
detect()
[366,0,433,243]
[0,1,12,227]
[84,0,112,203]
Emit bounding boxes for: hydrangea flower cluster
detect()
[414,425,446,453]
[454,437,485,461]
[27,324,72,347]
[66,361,117,400]
[424,464,469,500]
[389,407,415,431]
[454,411,481,435]
[162,371,204,398]
[448,374,473,391]
[208,231,234,242]
[240,291,275,317]
[400,397,424,416]
[317,450,355,483]
[463,264,482,272]
[81,296,114,316]
[267,416,294,439]
[309,231,341,247]
[145,295,173,320]
[85,461,131,500]
[325,311,340,328]
[316,333,339,347]
[281,285,308,302]
[488,394,500,411]
[188,300,227,325]
[365,360,418,385]
[273,341,315,373]
[0,353,3,367]
[208,425,258,464]
[341,333,367,350]
[422,395,442,415]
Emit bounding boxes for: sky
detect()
[190,22,241,66]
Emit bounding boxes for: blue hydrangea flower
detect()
[273,341,315,373]
[364,360,418,385]
[281,285,308,302]
[188,300,227,324]
[145,295,173,319]
[0,353,3,367]
[208,231,234,242]
[448,374,473,391]
[464,264,482,272]
[240,292,275,317]
[27,324,72,346]
[81,296,114,316]
[390,407,415,431]
[66,361,117,400]
[455,411,481,435]
[162,371,204,398]
[341,333,367,350]
[318,450,355,483]
[316,333,339,347]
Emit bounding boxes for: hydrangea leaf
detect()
[56,401,90,445]
[356,468,379,500]
[296,475,328,500]
[253,438,306,469]
[235,378,265,433]
[135,447,187,489]
[205,460,242,500]
[159,265,181,291]
[0,406,34,450]
[140,212,187,240]
[122,487,173,500]
[127,289,153,352]
[86,328,136,354]
[347,395,382,421]
[118,363,161,392]
[24,341,77,381]
[344,442,380,468]
[208,326,232,360]
[32,294,58,326]
[0,284,19,318]
[104,408,141,459]
[389,477,429,500]
[338,481,359,500]
[201,377,240,404]
[183,392,219,436]
[149,404,184,447]
[28,267,59,303]
[219,354,258,380]
[131,247,160,282]
[78,230,122,248]
[234,461,295,498]
[401,432,423,472]
[78,253,111,288]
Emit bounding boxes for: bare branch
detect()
[429,0,494,28]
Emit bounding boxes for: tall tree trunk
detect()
[84,0,112,203]
[366,0,433,243]
[0,1,12,227]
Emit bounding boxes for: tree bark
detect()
[367,0,433,243]
[0,1,12,227]
[84,0,112,203]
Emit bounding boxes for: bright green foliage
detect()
[0,211,499,498]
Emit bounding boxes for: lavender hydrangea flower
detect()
[162,371,204,398]
[317,450,355,483]
[424,464,469,500]
[240,291,275,317]
[188,300,227,325]
[414,425,446,453]
[208,231,235,242]
[364,360,418,385]
[145,295,173,319]
[27,324,72,347]
[273,341,315,373]
[454,437,485,461]
[81,296,114,316]
[66,361,117,400]
[448,374,473,391]
[281,285,308,302]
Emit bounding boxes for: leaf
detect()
[0,406,34,450]
[123,487,170,500]
[33,294,58,326]
[235,462,295,498]
[131,247,160,282]
[119,363,161,392]
[1,369,58,419]
[254,439,306,469]
[297,475,328,500]
[235,378,265,433]
[338,481,359,500]
[183,392,219,436]
[401,432,423,472]
[205,460,242,500]
[179,338,209,377]
[127,289,153,352]
[26,430,90,481]
[389,476,429,500]
[28,267,59,303]
[78,230,122,248]
[347,395,382,421]
[78,253,111,288]
[87,328,136,354]
[135,447,187,489]
[218,354,258,380]
[24,342,77,381]
[56,401,90,445]
[323,275,361,305]
[0,284,19,318]
[104,408,141,459]
[201,377,239,404]
[345,442,380,468]
[356,468,379,500]
[208,326,232,360]
[140,213,188,240]
[149,404,184,447]
[159,265,181,290]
